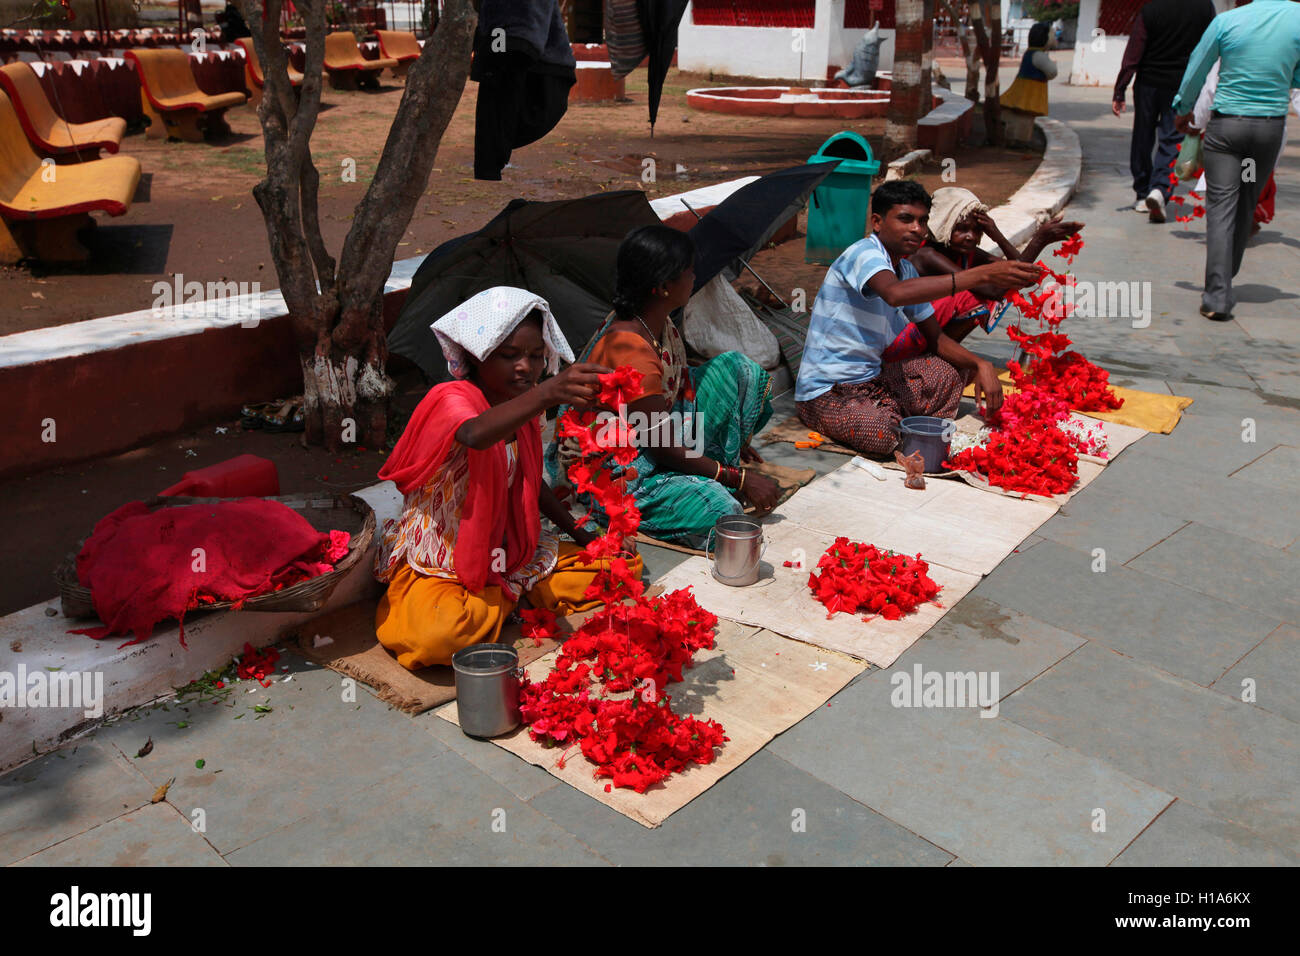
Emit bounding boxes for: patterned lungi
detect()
[795,355,964,457]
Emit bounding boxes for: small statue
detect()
[835,25,882,89]
[895,450,926,490]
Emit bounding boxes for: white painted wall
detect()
[380,3,422,32]
[678,0,896,82]
[1069,0,1235,87]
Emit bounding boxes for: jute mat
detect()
[655,518,983,669]
[283,600,569,715]
[962,376,1193,434]
[759,415,855,455]
[436,621,866,828]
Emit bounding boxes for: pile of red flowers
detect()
[947,416,1080,496]
[236,642,280,687]
[517,367,727,794]
[807,538,942,621]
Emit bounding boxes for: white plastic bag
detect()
[683,274,782,370]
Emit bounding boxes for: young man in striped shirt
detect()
[796,181,1039,457]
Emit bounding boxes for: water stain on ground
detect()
[949,596,1020,645]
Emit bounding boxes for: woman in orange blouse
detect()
[374,286,640,670]
[547,226,779,548]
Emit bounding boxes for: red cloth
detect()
[72,499,338,646]
[1255,172,1277,225]
[378,380,541,593]
[881,291,990,363]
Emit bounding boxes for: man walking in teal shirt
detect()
[1174,0,1300,320]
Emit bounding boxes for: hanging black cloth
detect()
[472,0,576,181]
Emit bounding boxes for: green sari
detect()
[545,317,773,549]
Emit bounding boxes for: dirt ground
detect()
[1,66,1033,332]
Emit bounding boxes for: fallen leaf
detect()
[150,777,175,803]
[136,737,154,758]
[195,758,205,769]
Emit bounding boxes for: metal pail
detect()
[706,514,766,587]
[452,643,522,738]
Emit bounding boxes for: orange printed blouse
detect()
[374,439,559,600]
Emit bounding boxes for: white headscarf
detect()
[928,187,988,245]
[431,286,575,380]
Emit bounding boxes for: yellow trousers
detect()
[375,542,643,670]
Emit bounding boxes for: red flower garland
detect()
[946,233,1122,495]
[517,368,727,794]
[807,538,942,621]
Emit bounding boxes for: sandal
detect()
[262,396,305,433]
[240,400,279,430]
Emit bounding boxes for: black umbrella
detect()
[637,0,689,133]
[685,161,839,293]
[389,190,661,381]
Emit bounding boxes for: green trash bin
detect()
[804,131,881,265]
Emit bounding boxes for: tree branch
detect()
[244,0,325,335]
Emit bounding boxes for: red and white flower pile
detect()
[518,368,727,794]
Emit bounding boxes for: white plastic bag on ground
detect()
[683,274,782,370]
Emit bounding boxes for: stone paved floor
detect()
[4,80,1298,867]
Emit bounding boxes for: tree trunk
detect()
[939,0,982,102]
[242,0,476,451]
[971,0,1002,146]
[884,0,928,157]
[920,0,935,111]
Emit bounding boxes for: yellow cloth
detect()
[1000,78,1049,117]
[1078,385,1193,434]
[963,375,1193,434]
[375,541,645,670]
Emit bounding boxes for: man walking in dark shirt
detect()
[1112,0,1217,223]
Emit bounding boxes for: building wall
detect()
[1069,0,1236,87]
[678,0,897,81]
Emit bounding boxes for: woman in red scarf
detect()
[374,287,637,670]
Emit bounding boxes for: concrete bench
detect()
[125,48,246,142]
[0,89,141,263]
[375,30,420,77]
[324,31,397,89]
[235,37,304,109]
[917,89,974,156]
[0,61,126,160]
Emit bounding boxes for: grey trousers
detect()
[1201,114,1286,314]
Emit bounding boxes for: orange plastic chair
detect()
[0,62,126,159]
[323,31,398,89]
[125,48,246,141]
[235,36,303,108]
[375,30,421,77]
[0,89,141,263]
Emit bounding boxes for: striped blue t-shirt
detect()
[795,233,934,402]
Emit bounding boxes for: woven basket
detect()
[56,494,376,621]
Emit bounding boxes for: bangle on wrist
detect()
[951,273,957,297]
[713,461,721,481]
[738,468,747,492]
